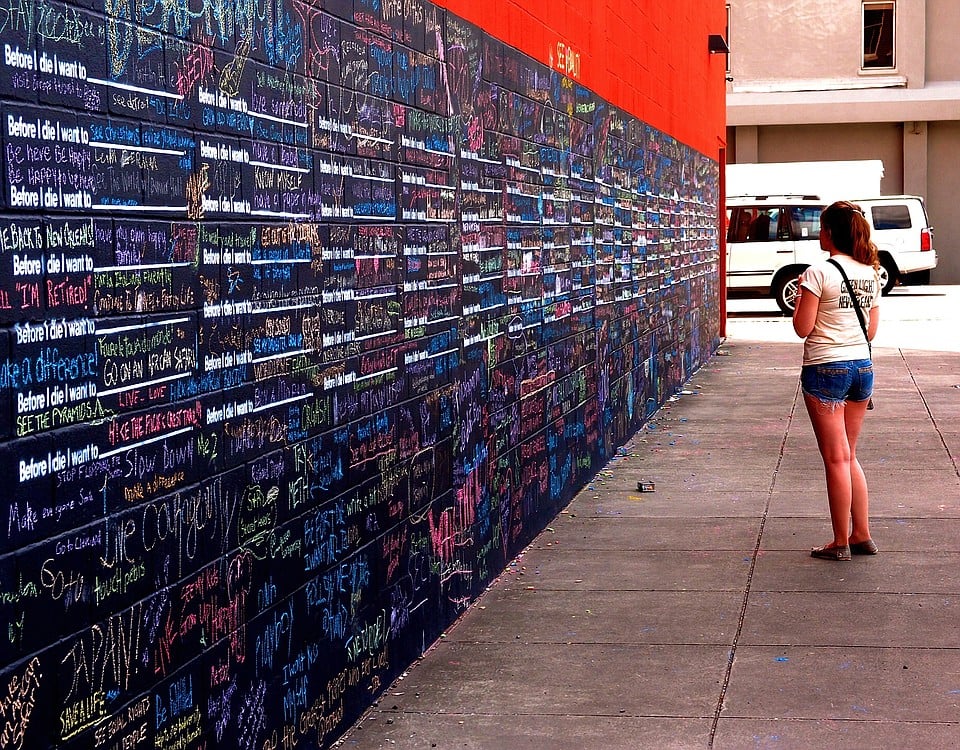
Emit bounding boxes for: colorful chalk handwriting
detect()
[0,0,720,747]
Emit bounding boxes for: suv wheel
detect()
[878,257,898,295]
[773,274,800,315]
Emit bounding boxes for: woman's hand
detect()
[792,277,818,338]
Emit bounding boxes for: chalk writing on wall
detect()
[0,0,720,747]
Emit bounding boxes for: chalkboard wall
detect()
[0,0,720,747]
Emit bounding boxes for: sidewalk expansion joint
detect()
[900,348,960,479]
[708,373,800,747]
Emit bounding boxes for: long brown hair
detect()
[820,201,880,270]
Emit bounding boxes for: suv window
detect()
[789,206,821,239]
[728,207,780,242]
[870,204,911,230]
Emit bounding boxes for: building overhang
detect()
[728,80,960,126]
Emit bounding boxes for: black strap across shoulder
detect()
[826,257,870,349]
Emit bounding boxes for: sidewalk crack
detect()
[900,348,960,479]
[708,375,800,746]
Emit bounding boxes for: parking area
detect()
[727,284,960,353]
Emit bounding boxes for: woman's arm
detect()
[792,281,819,338]
[867,304,880,341]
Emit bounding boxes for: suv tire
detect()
[773,273,800,315]
[879,255,898,295]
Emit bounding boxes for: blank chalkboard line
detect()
[85,77,184,101]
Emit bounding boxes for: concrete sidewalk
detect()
[341,301,960,748]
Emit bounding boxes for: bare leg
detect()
[844,399,872,544]
[803,393,853,546]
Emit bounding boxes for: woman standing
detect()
[793,201,881,561]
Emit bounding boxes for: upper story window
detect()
[862,1,895,70]
[725,4,731,75]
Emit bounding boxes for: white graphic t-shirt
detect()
[799,254,880,366]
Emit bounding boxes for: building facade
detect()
[726,0,960,283]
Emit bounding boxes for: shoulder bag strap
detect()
[826,257,870,351]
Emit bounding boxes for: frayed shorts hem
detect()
[800,359,874,405]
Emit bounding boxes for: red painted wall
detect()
[434,0,728,159]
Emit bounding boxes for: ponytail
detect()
[820,201,879,271]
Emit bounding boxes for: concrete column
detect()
[902,121,928,197]
[734,125,759,163]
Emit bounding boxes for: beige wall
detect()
[730,1,856,82]
[897,0,926,87]
[729,0,924,87]
[927,121,960,284]
[755,123,904,194]
[927,0,960,81]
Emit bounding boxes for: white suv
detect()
[726,194,937,313]
[858,196,937,291]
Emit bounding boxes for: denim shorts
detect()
[801,359,874,404]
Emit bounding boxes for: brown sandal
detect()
[850,539,879,555]
[811,543,851,561]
